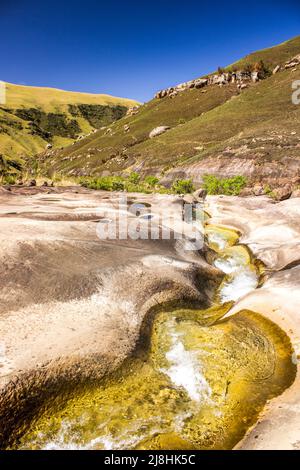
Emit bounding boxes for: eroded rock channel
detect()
[0,188,296,449]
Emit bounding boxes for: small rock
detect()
[239,187,253,197]
[291,189,300,198]
[272,185,292,201]
[253,185,264,196]
[149,126,170,139]
[193,188,207,200]
[273,65,280,74]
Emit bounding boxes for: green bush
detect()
[128,172,140,184]
[2,175,16,185]
[144,175,159,188]
[172,179,195,194]
[202,175,247,196]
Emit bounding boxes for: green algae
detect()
[11,224,296,450]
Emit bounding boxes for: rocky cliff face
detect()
[155,70,261,99]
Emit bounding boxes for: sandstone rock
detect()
[251,71,259,82]
[253,185,264,196]
[194,78,208,89]
[272,185,292,201]
[291,189,300,198]
[149,126,170,139]
[285,54,300,69]
[239,187,253,197]
[193,188,207,200]
[240,84,248,90]
[126,106,139,116]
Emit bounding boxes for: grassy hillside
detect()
[0,82,139,162]
[4,82,138,111]
[43,35,300,184]
[5,35,300,186]
[227,35,300,71]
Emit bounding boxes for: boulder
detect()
[291,189,300,199]
[239,187,253,197]
[253,185,264,196]
[149,126,170,139]
[194,78,208,89]
[193,188,207,200]
[272,185,292,201]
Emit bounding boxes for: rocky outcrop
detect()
[272,185,292,201]
[155,53,300,100]
[285,54,300,69]
[149,126,170,138]
[273,65,281,74]
[126,106,140,116]
[291,189,300,198]
[155,70,263,99]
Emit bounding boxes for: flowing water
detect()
[12,224,296,450]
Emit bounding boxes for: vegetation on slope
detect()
[44,35,300,182]
[0,82,139,160]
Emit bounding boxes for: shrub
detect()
[244,63,253,74]
[202,175,247,196]
[128,172,140,184]
[172,179,195,194]
[253,60,271,77]
[111,177,125,191]
[2,175,16,185]
[144,175,159,188]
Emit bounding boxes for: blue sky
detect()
[1,0,300,101]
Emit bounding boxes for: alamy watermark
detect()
[292,80,300,105]
[0,81,6,105]
[95,195,205,251]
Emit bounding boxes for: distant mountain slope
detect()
[0,82,139,161]
[43,35,300,186]
[10,35,300,188]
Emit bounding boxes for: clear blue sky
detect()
[1,0,299,102]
